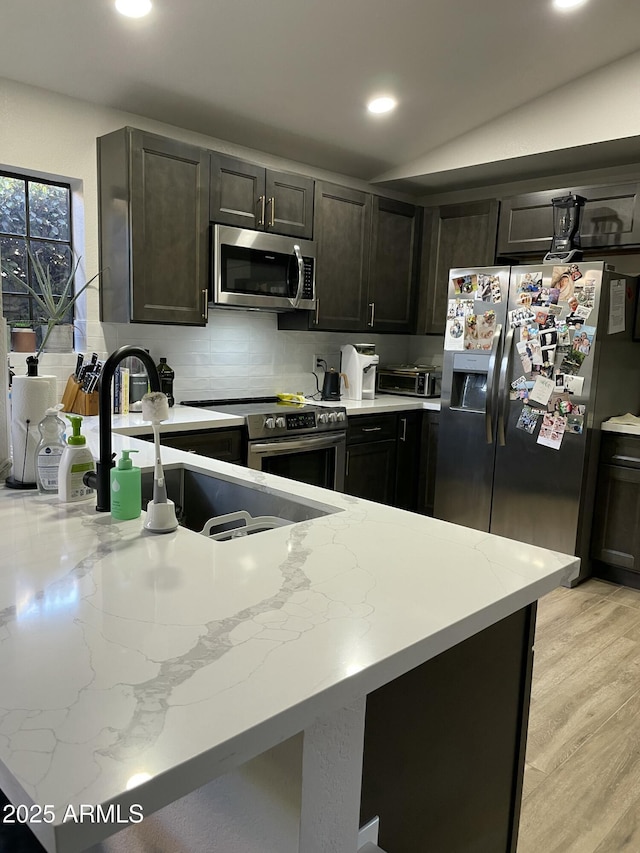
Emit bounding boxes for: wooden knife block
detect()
[61,376,99,416]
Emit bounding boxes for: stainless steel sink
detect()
[141,464,340,539]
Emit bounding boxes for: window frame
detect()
[0,170,74,328]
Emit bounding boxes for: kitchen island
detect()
[0,426,578,853]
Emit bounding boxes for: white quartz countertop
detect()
[314,394,440,414]
[0,421,575,851]
[601,415,640,436]
[102,404,245,435]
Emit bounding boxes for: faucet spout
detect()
[89,346,161,512]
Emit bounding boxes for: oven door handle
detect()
[289,244,305,309]
[250,432,346,456]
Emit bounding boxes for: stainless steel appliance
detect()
[181,397,346,491]
[435,262,640,584]
[211,224,316,312]
[377,365,441,398]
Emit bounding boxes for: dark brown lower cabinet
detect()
[395,411,422,511]
[591,433,640,588]
[418,411,439,515]
[361,604,536,853]
[138,428,245,464]
[345,438,397,505]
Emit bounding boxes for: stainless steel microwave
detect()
[211,224,316,312]
[377,366,441,398]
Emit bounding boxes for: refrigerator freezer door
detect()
[435,266,510,531]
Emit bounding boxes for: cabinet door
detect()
[368,198,421,333]
[591,464,640,571]
[395,411,421,511]
[129,130,210,324]
[210,153,266,230]
[417,199,499,334]
[265,170,314,239]
[418,411,439,516]
[312,182,372,331]
[497,183,640,256]
[345,439,397,505]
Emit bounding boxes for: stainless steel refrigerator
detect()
[434,261,640,584]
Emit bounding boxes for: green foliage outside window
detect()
[0,173,73,326]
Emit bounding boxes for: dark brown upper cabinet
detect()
[210,152,314,239]
[497,183,640,257]
[279,185,420,333]
[417,199,499,335]
[368,196,421,334]
[98,127,210,325]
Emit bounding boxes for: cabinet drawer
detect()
[347,414,397,444]
[140,428,244,463]
[599,433,640,468]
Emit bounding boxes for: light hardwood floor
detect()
[518,578,640,853]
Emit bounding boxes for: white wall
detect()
[0,77,411,398]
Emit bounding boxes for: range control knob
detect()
[336,411,346,422]
[318,412,329,424]
[264,417,276,430]
[328,411,338,423]
[275,416,286,428]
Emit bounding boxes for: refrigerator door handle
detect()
[497,326,515,446]
[485,324,502,444]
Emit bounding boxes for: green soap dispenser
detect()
[110,449,141,520]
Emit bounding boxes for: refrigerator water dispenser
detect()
[452,372,487,412]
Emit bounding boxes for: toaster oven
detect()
[377,365,441,398]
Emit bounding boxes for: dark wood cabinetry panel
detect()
[498,183,640,256]
[151,428,244,464]
[592,463,640,571]
[417,199,499,334]
[395,410,421,511]
[210,154,314,238]
[264,170,314,239]
[418,411,439,516]
[210,153,265,230]
[345,439,397,504]
[312,182,372,331]
[361,605,535,853]
[98,127,210,325]
[369,197,421,333]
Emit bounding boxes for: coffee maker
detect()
[340,343,379,401]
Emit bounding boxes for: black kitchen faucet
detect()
[83,346,161,512]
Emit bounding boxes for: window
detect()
[0,172,73,326]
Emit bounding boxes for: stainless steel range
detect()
[181,397,347,491]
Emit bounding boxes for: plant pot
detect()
[10,328,37,353]
[39,323,73,353]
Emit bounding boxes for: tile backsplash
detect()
[10,310,445,403]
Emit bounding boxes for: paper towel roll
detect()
[10,375,57,485]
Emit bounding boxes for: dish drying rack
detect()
[199,511,289,541]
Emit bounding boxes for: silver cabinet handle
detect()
[267,196,275,227]
[346,450,349,477]
[201,289,208,321]
[362,426,382,433]
[368,302,375,327]
[400,417,407,442]
[258,195,266,226]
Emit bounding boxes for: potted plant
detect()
[9,321,37,353]
[2,248,100,358]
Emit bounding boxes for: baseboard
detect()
[358,816,380,849]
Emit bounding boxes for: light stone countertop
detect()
[601,417,640,436]
[315,394,440,414]
[0,420,576,851]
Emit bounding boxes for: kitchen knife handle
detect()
[258,195,266,227]
[485,323,502,445]
[497,326,515,447]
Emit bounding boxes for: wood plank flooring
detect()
[518,579,640,853]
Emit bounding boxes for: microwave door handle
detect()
[484,323,502,444]
[289,244,305,308]
[497,326,515,446]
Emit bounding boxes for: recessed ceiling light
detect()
[115,0,152,18]
[553,0,588,10]
[367,96,397,115]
